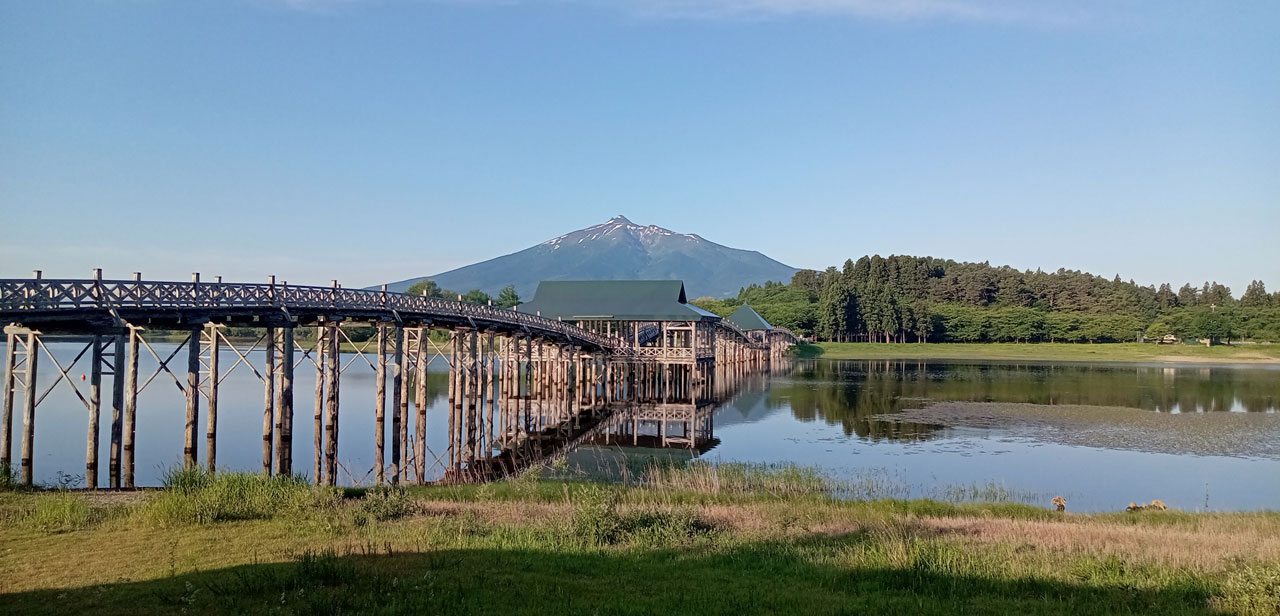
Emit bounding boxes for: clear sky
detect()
[2,0,1277,294]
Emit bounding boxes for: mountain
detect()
[382,215,798,299]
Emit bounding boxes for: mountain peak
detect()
[383,216,798,299]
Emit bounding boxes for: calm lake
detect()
[9,342,1280,512]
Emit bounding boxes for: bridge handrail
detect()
[0,278,619,350]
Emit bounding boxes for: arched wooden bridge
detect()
[0,273,796,489]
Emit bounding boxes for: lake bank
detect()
[2,468,1278,615]
[800,342,1280,365]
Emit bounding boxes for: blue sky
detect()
[2,0,1277,294]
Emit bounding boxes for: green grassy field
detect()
[797,342,1280,364]
[1,466,1277,615]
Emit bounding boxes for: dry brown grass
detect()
[903,514,1280,572]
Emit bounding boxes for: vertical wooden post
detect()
[487,333,497,458]
[391,325,404,484]
[446,333,456,471]
[262,325,276,476]
[414,327,428,483]
[276,326,295,476]
[19,333,38,486]
[108,332,125,488]
[374,323,387,485]
[206,324,220,474]
[184,326,200,470]
[123,328,139,487]
[1,331,16,473]
[313,324,326,485]
[86,334,102,488]
[467,330,478,466]
[325,321,340,486]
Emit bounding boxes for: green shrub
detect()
[570,484,622,546]
[359,487,412,522]
[1214,564,1280,616]
[142,471,325,526]
[28,493,92,533]
[621,507,716,547]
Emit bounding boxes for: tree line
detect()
[694,255,1280,343]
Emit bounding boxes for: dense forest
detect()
[692,255,1280,344]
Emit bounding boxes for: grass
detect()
[799,342,1280,364]
[1,465,1279,615]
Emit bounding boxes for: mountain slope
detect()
[383,215,798,299]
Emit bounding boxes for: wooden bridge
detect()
[0,272,795,489]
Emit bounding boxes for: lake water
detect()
[7,342,1279,512]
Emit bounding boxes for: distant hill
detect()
[381,215,798,299]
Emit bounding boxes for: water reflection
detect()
[764,359,1280,442]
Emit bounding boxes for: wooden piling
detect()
[2,332,15,472]
[19,333,37,486]
[184,327,200,470]
[205,325,220,474]
[86,334,102,488]
[414,327,427,483]
[313,325,326,485]
[374,323,387,485]
[391,325,404,484]
[325,322,340,486]
[109,333,124,488]
[262,325,275,476]
[276,326,294,476]
[123,328,138,487]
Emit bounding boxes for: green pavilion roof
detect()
[516,280,720,322]
[726,304,773,331]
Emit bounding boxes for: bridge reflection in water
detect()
[0,274,794,488]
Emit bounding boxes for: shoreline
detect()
[800,342,1280,366]
[2,470,1278,614]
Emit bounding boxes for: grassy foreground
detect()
[1,466,1278,615]
[799,342,1280,364]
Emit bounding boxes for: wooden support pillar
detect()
[469,332,479,465]
[374,323,387,485]
[446,330,456,472]
[205,324,220,474]
[414,327,428,483]
[108,333,125,488]
[123,328,138,487]
[390,325,404,484]
[487,333,497,460]
[1,332,14,472]
[276,326,295,476]
[184,326,200,470]
[262,325,276,476]
[19,333,38,486]
[313,325,326,485]
[86,334,102,488]
[325,321,340,486]
[397,328,412,483]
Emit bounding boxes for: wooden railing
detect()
[0,278,618,350]
[0,278,796,351]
